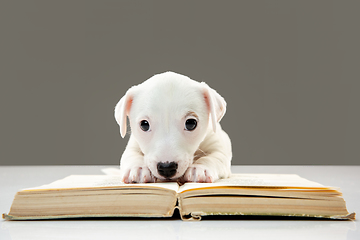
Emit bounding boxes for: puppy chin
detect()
[151,167,188,182]
[151,172,181,182]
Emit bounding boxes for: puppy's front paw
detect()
[121,166,156,183]
[183,164,218,183]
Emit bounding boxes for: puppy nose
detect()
[157,162,178,178]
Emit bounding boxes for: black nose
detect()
[157,162,178,178]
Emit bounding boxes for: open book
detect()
[3,174,355,221]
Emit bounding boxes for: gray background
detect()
[1,1,359,165]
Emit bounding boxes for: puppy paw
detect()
[182,164,218,183]
[121,166,156,183]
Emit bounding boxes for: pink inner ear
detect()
[203,91,211,113]
[125,97,133,115]
[203,87,217,132]
[120,94,133,138]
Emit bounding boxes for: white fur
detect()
[114,72,232,183]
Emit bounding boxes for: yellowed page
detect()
[179,174,327,193]
[24,175,179,192]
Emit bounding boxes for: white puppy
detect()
[114,72,232,183]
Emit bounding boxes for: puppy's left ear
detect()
[201,82,227,132]
[114,87,135,138]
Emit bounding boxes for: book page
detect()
[24,175,180,192]
[179,174,326,193]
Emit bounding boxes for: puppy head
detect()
[115,72,226,181]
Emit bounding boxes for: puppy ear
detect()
[114,87,135,138]
[201,82,227,132]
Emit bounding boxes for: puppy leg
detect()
[120,136,156,183]
[183,128,232,183]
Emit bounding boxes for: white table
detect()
[1,166,359,240]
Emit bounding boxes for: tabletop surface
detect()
[0,165,359,240]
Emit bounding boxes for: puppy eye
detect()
[140,120,150,132]
[185,118,197,131]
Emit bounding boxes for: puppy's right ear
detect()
[114,87,135,138]
[200,82,227,133]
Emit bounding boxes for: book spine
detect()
[177,195,202,221]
